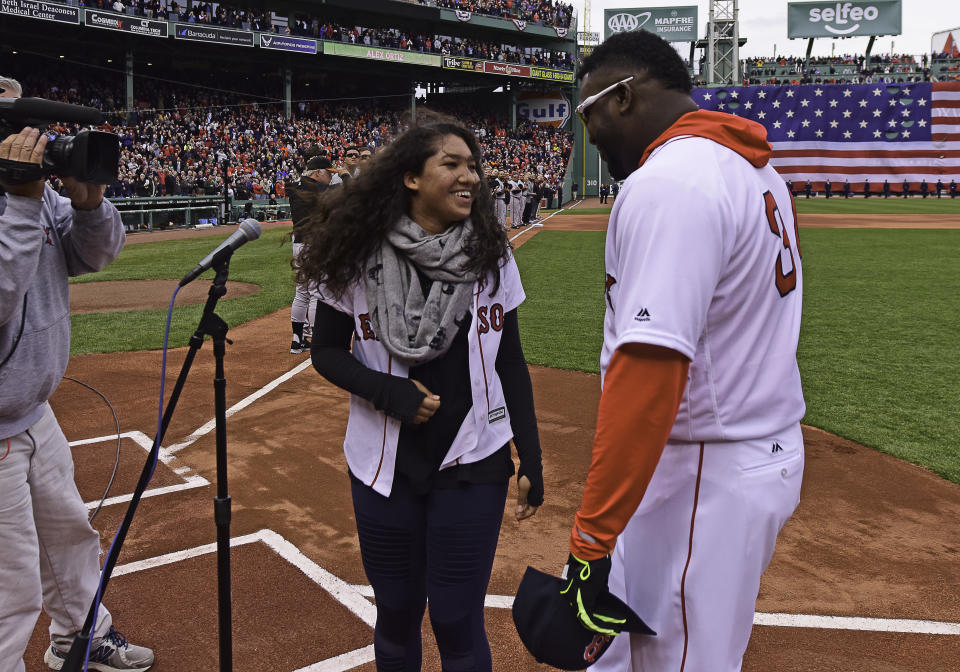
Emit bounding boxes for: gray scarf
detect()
[365,216,478,365]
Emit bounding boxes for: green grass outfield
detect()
[69,228,294,353]
[513,229,960,486]
[71,224,960,486]
[555,198,960,216]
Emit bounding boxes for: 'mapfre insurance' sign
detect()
[787,1,901,38]
[603,6,697,42]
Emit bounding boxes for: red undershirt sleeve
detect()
[570,342,690,560]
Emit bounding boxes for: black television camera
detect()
[0,97,119,185]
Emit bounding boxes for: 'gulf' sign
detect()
[516,92,571,128]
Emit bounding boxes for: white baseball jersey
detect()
[602,134,805,442]
[319,254,526,497]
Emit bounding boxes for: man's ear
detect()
[403,171,419,193]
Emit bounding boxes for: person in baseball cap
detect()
[513,565,654,670]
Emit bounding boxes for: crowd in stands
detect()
[292,21,574,70]
[740,53,940,85]
[17,74,572,204]
[417,0,574,27]
[75,0,574,32]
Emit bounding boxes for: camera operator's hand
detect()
[0,127,48,200]
[61,177,105,211]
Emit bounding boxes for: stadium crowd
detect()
[17,74,572,204]
[75,0,575,31]
[417,0,574,27]
[297,22,574,70]
[740,52,960,85]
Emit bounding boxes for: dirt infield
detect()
[22,208,960,671]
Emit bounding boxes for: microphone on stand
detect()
[179,219,262,287]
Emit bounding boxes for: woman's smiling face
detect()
[405,134,480,234]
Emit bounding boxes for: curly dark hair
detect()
[579,30,692,93]
[296,113,509,299]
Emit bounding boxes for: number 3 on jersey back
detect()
[763,190,801,297]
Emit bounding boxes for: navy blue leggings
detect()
[351,475,509,672]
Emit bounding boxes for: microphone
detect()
[179,219,262,287]
[0,97,105,127]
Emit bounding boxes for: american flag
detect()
[691,82,960,191]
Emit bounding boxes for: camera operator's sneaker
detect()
[44,626,154,671]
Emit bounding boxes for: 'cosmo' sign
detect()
[787,1,901,39]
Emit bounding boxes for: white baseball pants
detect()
[495,199,507,228]
[592,424,804,672]
[510,195,524,227]
[291,242,322,328]
[0,403,112,672]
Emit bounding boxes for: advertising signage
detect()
[175,23,254,47]
[260,33,317,54]
[787,1,902,38]
[604,6,698,42]
[0,0,79,24]
[530,65,576,84]
[443,56,485,73]
[323,42,441,67]
[85,10,167,38]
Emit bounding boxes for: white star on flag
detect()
[873,88,882,96]
[830,120,839,128]
[801,99,810,107]
[787,130,795,138]
[843,89,852,97]
[786,110,795,118]
[786,89,795,97]
[815,109,823,117]
[802,119,810,127]
[843,130,852,138]
[873,129,882,138]
[842,110,852,118]
[744,101,753,109]
[772,100,780,108]
[757,90,766,99]
[859,99,868,107]
[917,98,927,106]
[829,99,838,107]
[859,120,868,128]
[757,111,766,119]
[731,90,739,98]
[902,130,911,138]
[814,88,823,96]
[704,93,711,100]
[815,129,824,137]
[773,120,781,128]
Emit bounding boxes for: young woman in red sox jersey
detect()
[556,31,805,671]
[297,117,543,671]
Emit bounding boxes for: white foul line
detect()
[754,612,960,635]
[166,359,314,454]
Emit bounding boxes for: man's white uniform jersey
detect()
[602,134,805,442]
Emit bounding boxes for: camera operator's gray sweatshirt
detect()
[0,186,124,439]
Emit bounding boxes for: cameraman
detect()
[0,78,154,672]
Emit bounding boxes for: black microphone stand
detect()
[64,260,236,672]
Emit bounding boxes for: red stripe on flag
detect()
[774,165,956,176]
[772,149,960,158]
[932,82,960,92]
[932,133,960,142]
[932,100,960,109]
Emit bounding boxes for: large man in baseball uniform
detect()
[552,31,805,672]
